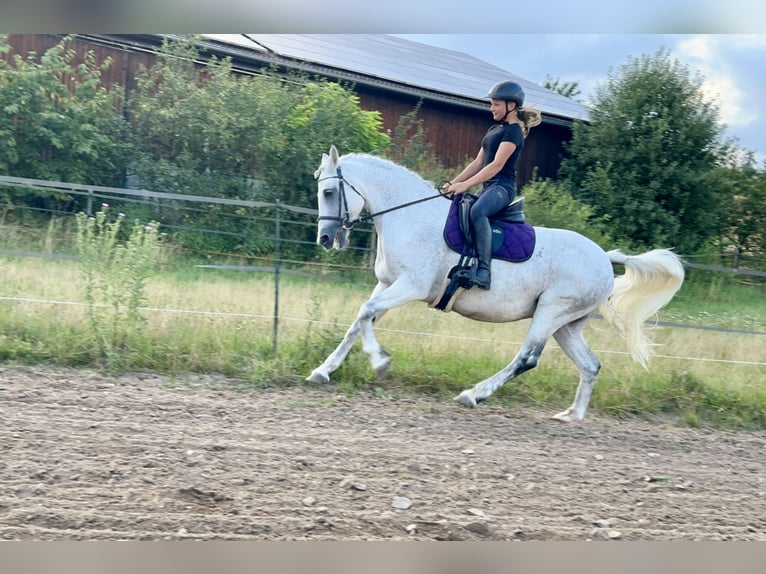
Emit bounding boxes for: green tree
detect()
[127,37,389,258]
[385,100,431,169]
[559,48,731,255]
[543,75,581,100]
[276,79,389,206]
[383,100,452,186]
[0,35,129,193]
[128,38,262,201]
[129,38,388,206]
[713,153,766,267]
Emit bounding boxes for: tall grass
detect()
[0,252,764,429]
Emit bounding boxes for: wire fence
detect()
[1,174,765,359]
[3,174,765,274]
[0,174,378,276]
[0,294,764,368]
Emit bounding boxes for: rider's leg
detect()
[469,185,511,290]
[471,216,493,290]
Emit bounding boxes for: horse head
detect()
[314,144,365,250]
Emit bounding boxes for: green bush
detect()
[521,178,620,248]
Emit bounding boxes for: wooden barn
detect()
[4,34,589,187]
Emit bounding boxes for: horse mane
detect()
[341,153,435,190]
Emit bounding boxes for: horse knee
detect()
[356,303,377,323]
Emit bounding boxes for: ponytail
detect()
[516,108,542,137]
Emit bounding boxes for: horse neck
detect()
[341,156,445,229]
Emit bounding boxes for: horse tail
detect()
[599,249,685,368]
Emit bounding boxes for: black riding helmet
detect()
[486,80,525,108]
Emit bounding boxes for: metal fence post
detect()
[272,199,281,355]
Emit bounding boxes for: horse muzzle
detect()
[318,225,349,250]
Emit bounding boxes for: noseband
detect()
[317,166,450,230]
[317,166,364,230]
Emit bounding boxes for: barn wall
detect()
[5,34,155,99]
[3,34,571,187]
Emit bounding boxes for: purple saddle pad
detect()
[443,195,536,263]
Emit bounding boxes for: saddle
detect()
[444,193,535,261]
[431,194,536,312]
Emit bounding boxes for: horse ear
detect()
[329,145,339,164]
[315,152,330,179]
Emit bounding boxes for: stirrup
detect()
[459,262,490,290]
[454,265,476,289]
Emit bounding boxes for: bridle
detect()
[317,166,450,230]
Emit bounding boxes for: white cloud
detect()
[675,35,757,128]
[729,34,766,49]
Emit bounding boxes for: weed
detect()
[75,203,161,372]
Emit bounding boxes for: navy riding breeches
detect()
[469,182,514,227]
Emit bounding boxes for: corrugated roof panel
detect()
[202,34,589,122]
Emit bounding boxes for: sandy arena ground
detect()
[1,365,764,540]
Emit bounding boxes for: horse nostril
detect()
[319,234,332,249]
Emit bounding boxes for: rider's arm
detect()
[448,142,516,194]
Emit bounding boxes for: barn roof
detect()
[197,34,589,126]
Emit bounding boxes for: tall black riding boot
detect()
[471,216,492,290]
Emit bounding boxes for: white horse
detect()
[309,145,685,422]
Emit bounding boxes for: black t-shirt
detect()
[480,122,524,184]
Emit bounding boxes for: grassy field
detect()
[1,253,765,429]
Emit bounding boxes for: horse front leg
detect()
[307,281,411,384]
[306,313,367,384]
[362,309,390,378]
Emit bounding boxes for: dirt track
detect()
[1,365,764,541]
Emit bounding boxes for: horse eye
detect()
[323,188,336,197]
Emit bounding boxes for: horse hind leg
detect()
[455,300,598,419]
[550,316,601,422]
[454,338,546,408]
[455,297,578,408]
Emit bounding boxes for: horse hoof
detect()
[551,408,579,423]
[373,361,390,379]
[371,351,391,379]
[306,370,330,385]
[454,391,477,408]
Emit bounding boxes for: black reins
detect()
[317,166,450,229]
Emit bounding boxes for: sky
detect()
[396,35,766,166]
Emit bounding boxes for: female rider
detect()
[441,81,541,290]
